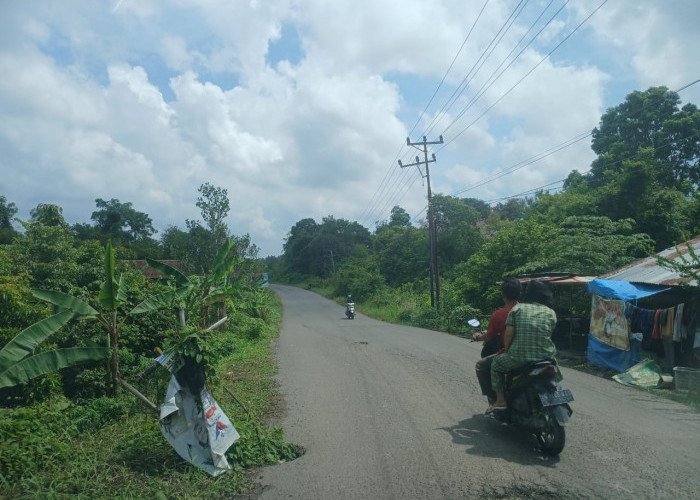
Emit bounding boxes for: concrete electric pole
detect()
[398,135,444,308]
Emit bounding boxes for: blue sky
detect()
[1,0,699,256]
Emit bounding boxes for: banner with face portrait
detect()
[590,294,630,351]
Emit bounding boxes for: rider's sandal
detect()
[485,404,507,414]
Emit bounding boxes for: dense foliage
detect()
[0,183,300,496]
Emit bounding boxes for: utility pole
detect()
[398,135,443,308]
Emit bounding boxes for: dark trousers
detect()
[476,354,497,401]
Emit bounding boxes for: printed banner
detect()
[159,376,240,476]
[590,294,630,351]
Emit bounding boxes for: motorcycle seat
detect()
[507,359,558,380]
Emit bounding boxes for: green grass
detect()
[0,293,302,499]
[642,387,700,409]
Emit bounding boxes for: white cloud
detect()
[574,0,700,102]
[0,0,698,256]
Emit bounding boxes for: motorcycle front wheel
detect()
[536,413,565,456]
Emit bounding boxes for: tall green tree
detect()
[388,205,411,227]
[283,218,319,276]
[90,198,157,243]
[373,225,428,286]
[432,195,483,271]
[196,182,230,240]
[171,182,234,273]
[30,204,67,227]
[590,86,700,192]
[0,196,18,244]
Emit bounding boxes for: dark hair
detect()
[522,280,553,308]
[501,278,521,302]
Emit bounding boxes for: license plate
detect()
[539,389,574,406]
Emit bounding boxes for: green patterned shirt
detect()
[504,302,557,361]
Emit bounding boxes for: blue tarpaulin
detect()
[585,279,668,371]
[586,279,670,302]
[587,333,641,372]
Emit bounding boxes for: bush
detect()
[0,398,76,482]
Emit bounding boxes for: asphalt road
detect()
[256,285,700,499]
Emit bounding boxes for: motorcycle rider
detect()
[345,295,354,317]
[487,280,558,414]
[474,278,521,404]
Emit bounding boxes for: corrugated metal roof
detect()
[516,273,595,285]
[599,235,700,286]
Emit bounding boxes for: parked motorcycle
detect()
[345,302,355,320]
[490,359,573,456]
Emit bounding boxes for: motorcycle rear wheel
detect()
[536,414,565,456]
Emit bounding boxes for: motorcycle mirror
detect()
[467,318,480,328]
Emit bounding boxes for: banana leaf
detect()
[32,290,99,318]
[99,243,124,311]
[0,309,75,371]
[130,287,191,314]
[0,347,110,389]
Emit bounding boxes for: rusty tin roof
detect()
[599,235,700,286]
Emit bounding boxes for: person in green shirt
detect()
[487,280,558,414]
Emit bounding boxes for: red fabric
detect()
[485,303,516,355]
[652,309,661,340]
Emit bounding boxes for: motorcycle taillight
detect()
[531,365,556,377]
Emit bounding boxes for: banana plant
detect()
[145,238,243,328]
[0,309,110,389]
[28,242,190,395]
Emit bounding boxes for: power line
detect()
[419,0,531,139]
[447,78,700,198]
[363,1,568,227]
[358,2,492,228]
[438,0,569,138]
[439,0,608,150]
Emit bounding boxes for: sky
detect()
[1,0,699,257]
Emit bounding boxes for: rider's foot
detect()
[485,403,507,414]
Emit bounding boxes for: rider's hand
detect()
[472,332,482,341]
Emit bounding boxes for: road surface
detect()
[256,285,699,499]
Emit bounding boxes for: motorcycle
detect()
[345,302,355,320]
[489,358,573,456]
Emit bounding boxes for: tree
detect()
[590,86,700,192]
[170,183,234,273]
[31,242,179,395]
[12,218,83,292]
[374,225,429,286]
[30,204,67,227]
[88,198,158,252]
[283,218,319,276]
[0,196,18,244]
[389,206,411,227]
[196,182,230,239]
[511,216,654,276]
[431,195,483,270]
[462,197,491,219]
